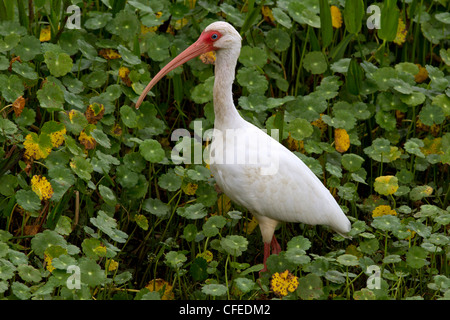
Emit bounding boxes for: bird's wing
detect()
[210,125,351,235]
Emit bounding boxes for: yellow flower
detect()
[44,253,55,273]
[330,6,343,29]
[146,279,174,300]
[394,17,407,45]
[372,205,397,218]
[107,259,119,271]
[40,25,51,42]
[119,66,130,79]
[31,175,53,200]
[270,270,299,297]
[196,250,213,263]
[335,128,350,153]
[49,127,66,148]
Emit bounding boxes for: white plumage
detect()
[136,21,351,273]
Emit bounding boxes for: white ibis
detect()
[136,21,351,273]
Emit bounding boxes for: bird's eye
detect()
[211,33,218,40]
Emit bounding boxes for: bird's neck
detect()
[213,48,243,129]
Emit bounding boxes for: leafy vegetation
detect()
[0,0,449,300]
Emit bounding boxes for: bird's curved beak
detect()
[135,36,214,109]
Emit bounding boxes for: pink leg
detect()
[271,235,281,255]
[260,242,270,274]
[260,236,282,275]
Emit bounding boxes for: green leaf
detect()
[165,251,187,269]
[70,156,93,181]
[297,273,323,300]
[177,203,207,220]
[55,216,72,236]
[346,58,363,95]
[44,51,73,77]
[419,104,445,126]
[0,175,18,196]
[287,235,312,251]
[90,210,128,243]
[147,34,170,62]
[285,248,311,265]
[191,76,214,104]
[406,246,428,269]
[117,44,141,65]
[272,8,292,28]
[134,214,149,230]
[79,257,106,287]
[98,185,117,206]
[234,277,256,294]
[404,138,425,158]
[143,198,170,218]
[432,94,450,117]
[11,281,31,300]
[116,165,138,188]
[319,0,332,48]
[378,0,399,41]
[303,51,327,74]
[344,0,364,34]
[12,62,38,80]
[59,109,88,135]
[30,230,67,258]
[220,235,248,257]
[106,10,139,42]
[82,70,108,89]
[13,35,41,61]
[203,215,227,237]
[16,189,41,213]
[265,28,291,52]
[371,215,401,232]
[288,118,313,140]
[202,283,227,297]
[0,74,24,103]
[17,264,42,283]
[37,82,65,111]
[140,139,165,163]
[239,46,268,68]
[190,257,208,282]
[342,153,364,171]
[288,2,320,28]
[236,68,268,94]
[183,224,197,241]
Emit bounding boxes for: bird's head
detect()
[135,21,241,109]
[201,21,242,51]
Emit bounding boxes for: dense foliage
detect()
[0,0,449,300]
